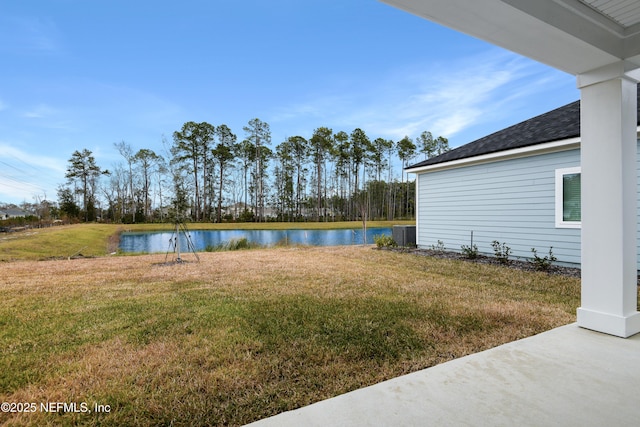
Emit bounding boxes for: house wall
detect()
[416,140,640,267]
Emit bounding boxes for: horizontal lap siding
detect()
[417,150,581,266]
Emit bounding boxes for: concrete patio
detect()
[247,324,640,426]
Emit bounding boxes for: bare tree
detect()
[134,148,161,220]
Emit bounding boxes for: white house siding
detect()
[417,140,640,268]
[417,149,583,265]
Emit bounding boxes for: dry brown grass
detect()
[0,246,580,426]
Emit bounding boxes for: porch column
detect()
[577,64,640,338]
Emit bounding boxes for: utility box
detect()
[392,225,416,247]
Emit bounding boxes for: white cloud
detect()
[0,16,62,54]
[0,179,48,203]
[270,49,573,144]
[354,52,549,139]
[18,103,79,133]
[0,143,67,203]
[0,143,65,173]
[23,104,58,119]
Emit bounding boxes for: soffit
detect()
[381,0,640,75]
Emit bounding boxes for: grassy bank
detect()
[0,221,414,261]
[0,246,579,426]
[0,224,120,261]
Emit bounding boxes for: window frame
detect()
[555,166,581,229]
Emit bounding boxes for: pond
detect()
[119,227,391,253]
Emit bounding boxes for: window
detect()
[555,167,581,228]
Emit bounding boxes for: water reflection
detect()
[119,227,391,253]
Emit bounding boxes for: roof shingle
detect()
[407,85,640,169]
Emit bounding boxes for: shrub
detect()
[431,240,446,252]
[374,234,397,248]
[228,237,254,250]
[491,241,511,264]
[530,247,557,271]
[461,244,479,259]
[205,237,259,252]
[238,209,255,222]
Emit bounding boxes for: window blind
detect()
[562,173,581,222]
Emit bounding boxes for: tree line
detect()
[54,118,449,223]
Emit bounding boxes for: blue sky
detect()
[0,0,579,205]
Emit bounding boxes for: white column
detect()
[577,65,640,338]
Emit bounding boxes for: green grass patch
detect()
[243,295,425,361]
[0,224,120,261]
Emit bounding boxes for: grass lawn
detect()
[0,237,582,426]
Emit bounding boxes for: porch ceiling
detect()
[579,0,640,28]
[381,0,640,76]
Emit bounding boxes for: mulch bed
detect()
[386,247,640,285]
[381,247,582,278]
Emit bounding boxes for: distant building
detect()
[0,208,32,220]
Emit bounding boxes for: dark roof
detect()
[407,85,640,169]
[0,208,31,217]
